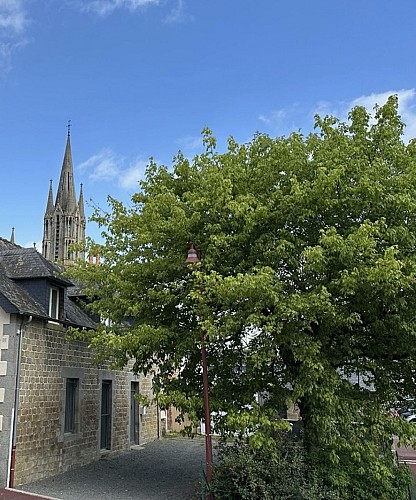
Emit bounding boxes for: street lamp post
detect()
[185,243,214,487]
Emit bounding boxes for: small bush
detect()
[209,433,338,499]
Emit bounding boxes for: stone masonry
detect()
[0,317,158,487]
[0,309,18,488]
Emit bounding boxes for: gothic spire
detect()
[55,125,77,213]
[42,125,86,265]
[45,179,54,215]
[78,183,85,221]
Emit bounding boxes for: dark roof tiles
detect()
[0,237,20,250]
[0,264,48,316]
[0,243,95,329]
[0,247,71,284]
[66,299,96,329]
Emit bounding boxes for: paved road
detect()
[14,438,209,500]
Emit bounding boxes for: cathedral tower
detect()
[42,126,86,265]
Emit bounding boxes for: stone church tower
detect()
[42,128,86,265]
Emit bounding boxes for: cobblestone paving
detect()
[16,438,208,500]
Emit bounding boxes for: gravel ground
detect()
[16,438,209,500]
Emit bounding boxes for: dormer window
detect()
[49,287,60,319]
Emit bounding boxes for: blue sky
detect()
[1,0,416,248]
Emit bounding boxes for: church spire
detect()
[42,124,86,266]
[10,227,14,244]
[55,123,77,213]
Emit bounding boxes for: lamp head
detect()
[185,243,200,264]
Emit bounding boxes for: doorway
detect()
[100,380,112,450]
[130,382,140,445]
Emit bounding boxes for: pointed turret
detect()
[77,182,86,256]
[45,179,54,215]
[78,183,85,221]
[10,227,14,244]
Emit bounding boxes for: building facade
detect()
[0,131,160,488]
[0,241,159,487]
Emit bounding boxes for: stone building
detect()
[0,132,160,488]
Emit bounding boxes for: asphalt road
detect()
[14,438,209,500]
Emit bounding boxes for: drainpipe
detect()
[9,315,32,488]
[156,397,160,440]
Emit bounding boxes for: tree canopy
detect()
[70,96,416,497]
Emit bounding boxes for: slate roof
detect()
[0,247,71,285]
[67,282,87,298]
[0,265,47,316]
[0,237,20,250]
[66,299,96,329]
[0,242,95,329]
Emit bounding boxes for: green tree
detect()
[70,96,416,497]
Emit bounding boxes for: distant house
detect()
[0,131,160,488]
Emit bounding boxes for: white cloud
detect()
[350,89,415,113]
[163,0,187,24]
[76,0,191,23]
[119,159,147,189]
[350,89,416,141]
[313,89,416,142]
[258,108,287,126]
[261,89,416,143]
[81,0,159,16]
[78,149,147,190]
[0,0,28,33]
[0,0,29,73]
[176,134,203,151]
[78,148,122,181]
[312,100,336,118]
[258,103,303,136]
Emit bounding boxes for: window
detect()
[64,378,79,433]
[49,286,64,321]
[49,287,59,319]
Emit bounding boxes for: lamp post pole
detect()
[200,329,213,484]
[185,243,213,488]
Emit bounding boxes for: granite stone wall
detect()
[0,317,159,486]
[0,310,18,488]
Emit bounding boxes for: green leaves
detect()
[69,98,416,497]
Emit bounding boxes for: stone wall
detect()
[6,318,158,486]
[138,373,160,443]
[0,310,18,488]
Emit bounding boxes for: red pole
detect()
[9,445,16,487]
[200,331,213,486]
[184,244,213,494]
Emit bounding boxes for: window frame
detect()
[49,286,59,319]
[49,285,65,322]
[64,377,79,434]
